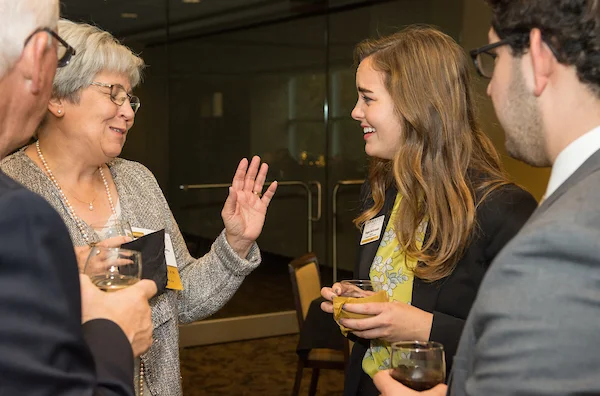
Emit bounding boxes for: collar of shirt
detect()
[545,125,600,199]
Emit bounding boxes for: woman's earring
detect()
[57,109,62,114]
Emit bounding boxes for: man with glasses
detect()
[374,0,600,394]
[0,1,156,395]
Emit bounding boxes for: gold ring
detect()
[253,191,262,198]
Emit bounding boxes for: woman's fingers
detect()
[231,158,249,191]
[339,313,381,332]
[321,283,344,300]
[221,187,238,219]
[230,156,276,203]
[321,301,334,313]
[243,156,261,192]
[321,286,335,301]
[260,181,278,206]
[253,162,268,195]
[342,302,386,315]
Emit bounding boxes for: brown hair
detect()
[486,0,600,97]
[353,26,510,282]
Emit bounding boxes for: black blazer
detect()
[345,180,537,396]
[0,171,134,396]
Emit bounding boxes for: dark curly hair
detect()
[486,0,600,96]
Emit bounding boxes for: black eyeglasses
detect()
[470,36,561,79]
[90,82,141,114]
[23,27,75,68]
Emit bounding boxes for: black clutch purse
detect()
[122,229,168,295]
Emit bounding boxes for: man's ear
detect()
[529,28,555,97]
[19,32,56,96]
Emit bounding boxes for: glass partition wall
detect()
[60,0,465,332]
[166,0,465,323]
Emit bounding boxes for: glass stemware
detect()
[84,246,142,292]
[91,219,133,241]
[390,341,446,391]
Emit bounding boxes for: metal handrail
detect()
[308,180,322,222]
[179,180,322,252]
[332,179,365,282]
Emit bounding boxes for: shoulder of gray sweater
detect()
[0,150,49,192]
[0,149,27,175]
[109,158,164,194]
[109,157,154,178]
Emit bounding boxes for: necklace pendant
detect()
[89,202,94,211]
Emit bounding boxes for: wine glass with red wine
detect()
[390,341,446,391]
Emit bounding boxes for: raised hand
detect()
[221,156,278,258]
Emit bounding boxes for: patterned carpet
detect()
[180,235,351,395]
[181,335,345,395]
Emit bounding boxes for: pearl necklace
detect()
[34,143,142,393]
[139,360,145,396]
[35,140,117,245]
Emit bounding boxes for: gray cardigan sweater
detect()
[0,150,261,396]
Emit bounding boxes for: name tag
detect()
[132,227,184,290]
[360,215,385,245]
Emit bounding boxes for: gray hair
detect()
[0,0,59,77]
[54,19,145,102]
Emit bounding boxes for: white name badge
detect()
[163,233,177,268]
[360,215,385,245]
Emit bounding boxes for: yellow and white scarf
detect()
[362,193,427,378]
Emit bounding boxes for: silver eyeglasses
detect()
[90,82,141,114]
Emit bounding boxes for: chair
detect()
[288,253,349,396]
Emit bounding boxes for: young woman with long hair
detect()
[321,26,537,396]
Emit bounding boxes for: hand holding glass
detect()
[333,280,387,322]
[390,341,446,391]
[84,246,142,292]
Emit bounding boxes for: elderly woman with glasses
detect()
[0,19,277,396]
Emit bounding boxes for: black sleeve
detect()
[480,185,539,262]
[429,184,537,364]
[0,185,133,396]
[83,320,134,396]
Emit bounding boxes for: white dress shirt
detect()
[544,125,600,199]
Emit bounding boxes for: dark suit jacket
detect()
[345,180,537,396]
[0,171,134,396]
